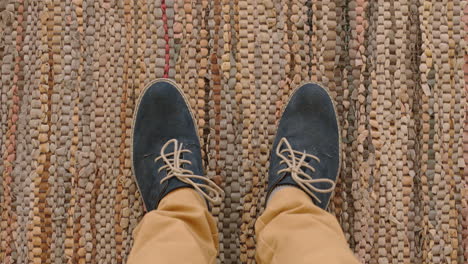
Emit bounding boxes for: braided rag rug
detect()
[0,0,467,263]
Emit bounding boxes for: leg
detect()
[255,187,360,264]
[127,188,219,264]
[129,79,224,263]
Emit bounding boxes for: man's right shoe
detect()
[266,82,341,210]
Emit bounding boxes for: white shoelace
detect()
[155,139,224,204]
[276,137,335,203]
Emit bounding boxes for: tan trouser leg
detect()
[255,187,361,264]
[127,188,219,264]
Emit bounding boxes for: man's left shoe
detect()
[266,82,341,210]
[131,79,223,211]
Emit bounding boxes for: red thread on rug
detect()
[162,0,170,77]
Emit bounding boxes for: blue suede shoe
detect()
[267,82,341,210]
[131,79,223,211]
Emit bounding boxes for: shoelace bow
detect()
[155,139,224,204]
[276,137,335,203]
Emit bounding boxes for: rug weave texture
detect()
[0,0,467,263]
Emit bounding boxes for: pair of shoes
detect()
[131,79,340,211]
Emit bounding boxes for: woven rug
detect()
[0,0,466,263]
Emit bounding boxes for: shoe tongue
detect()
[180,142,204,178]
[277,147,323,184]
